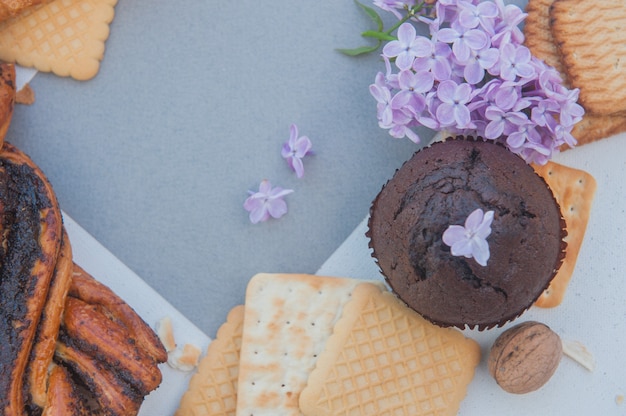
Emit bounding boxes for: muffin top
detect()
[368,138,566,330]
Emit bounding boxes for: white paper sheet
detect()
[317,135,626,415]
[63,213,211,416]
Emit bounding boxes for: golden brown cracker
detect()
[567,113,626,148]
[533,161,596,308]
[0,62,15,146]
[15,83,34,105]
[0,0,51,23]
[0,0,118,80]
[176,305,245,416]
[300,284,480,416]
[550,0,626,115]
[236,273,384,416]
[524,0,565,76]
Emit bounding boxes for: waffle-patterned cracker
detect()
[300,284,480,416]
[175,305,245,416]
[0,0,118,80]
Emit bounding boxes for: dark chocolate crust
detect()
[367,138,566,330]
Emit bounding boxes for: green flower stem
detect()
[338,1,428,56]
[362,3,426,42]
[385,5,425,35]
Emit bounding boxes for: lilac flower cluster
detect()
[370,0,584,164]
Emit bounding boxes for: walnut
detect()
[488,321,562,394]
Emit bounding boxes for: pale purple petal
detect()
[451,239,474,258]
[413,70,435,93]
[433,57,453,81]
[248,205,270,224]
[454,104,471,127]
[395,51,416,71]
[453,82,472,103]
[475,210,494,239]
[471,238,490,266]
[452,39,472,62]
[442,224,467,246]
[485,119,504,139]
[506,128,528,149]
[436,27,459,44]
[382,41,407,58]
[269,186,294,199]
[436,103,456,126]
[289,123,298,142]
[266,198,288,219]
[258,179,272,194]
[413,37,435,58]
[464,208,485,230]
[289,157,305,178]
[464,59,484,84]
[436,80,457,103]
[294,136,312,157]
[477,47,499,70]
[463,29,489,50]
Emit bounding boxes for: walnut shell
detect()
[488,321,562,394]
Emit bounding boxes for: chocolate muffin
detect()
[367,137,566,330]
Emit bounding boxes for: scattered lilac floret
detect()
[281,124,313,178]
[243,180,294,224]
[442,208,494,266]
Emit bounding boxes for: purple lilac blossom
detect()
[371,0,584,164]
[442,208,494,266]
[243,180,294,224]
[281,124,313,178]
[383,23,432,70]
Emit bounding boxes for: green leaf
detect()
[361,30,396,42]
[336,0,387,57]
[354,0,384,32]
[337,42,382,56]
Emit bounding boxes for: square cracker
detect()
[236,273,384,416]
[300,284,480,416]
[533,161,597,308]
[523,0,626,147]
[175,305,245,416]
[550,0,626,115]
[0,0,118,80]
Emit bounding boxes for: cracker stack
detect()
[176,273,481,415]
[524,0,626,146]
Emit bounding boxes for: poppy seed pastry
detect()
[367,137,567,330]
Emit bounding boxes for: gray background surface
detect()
[7,0,441,335]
